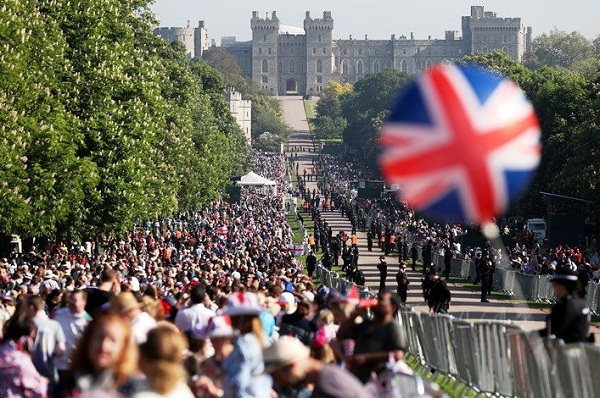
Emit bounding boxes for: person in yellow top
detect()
[308,235,316,253]
[351,233,358,248]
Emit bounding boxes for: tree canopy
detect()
[0,0,248,239]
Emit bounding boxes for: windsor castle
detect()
[155,6,532,96]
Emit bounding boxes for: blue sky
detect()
[150,1,600,45]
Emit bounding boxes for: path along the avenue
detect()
[279,95,600,337]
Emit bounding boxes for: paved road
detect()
[278,95,600,337]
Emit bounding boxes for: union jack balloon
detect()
[379,64,541,225]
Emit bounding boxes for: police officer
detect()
[539,267,591,343]
[411,242,419,271]
[479,251,493,302]
[423,267,451,314]
[306,251,317,278]
[396,263,410,304]
[377,256,388,292]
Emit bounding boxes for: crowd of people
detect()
[0,151,415,398]
[1,141,598,397]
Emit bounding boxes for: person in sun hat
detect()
[186,315,237,387]
[111,291,157,344]
[539,267,591,343]
[263,336,371,398]
[201,291,272,398]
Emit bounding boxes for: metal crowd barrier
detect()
[397,307,600,398]
[432,253,600,313]
[314,264,375,299]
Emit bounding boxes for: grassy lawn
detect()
[405,354,480,398]
[286,213,305,245]
[303,99,315,120]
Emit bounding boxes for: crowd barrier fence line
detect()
[431,253,600,314]
[314,264,376,299]
[397,306,600,398]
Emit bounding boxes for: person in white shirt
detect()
[54,289,91,381]
[28,295,66,386]
[174,285,214,334]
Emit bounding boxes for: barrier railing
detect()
[398,307,600,397]
[432,253,600,313]
[314,264,376,298]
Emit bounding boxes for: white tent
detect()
[237,171,277,187]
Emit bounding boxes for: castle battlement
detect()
[153,6,529,96]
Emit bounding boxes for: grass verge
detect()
[404,354,481,398]
[303,99,315,120]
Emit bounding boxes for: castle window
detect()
[262,59,268,73]
[502,46,508,54]
[343,49,347,55]
[263,34,267,42]
[489,36,494,44]
[358,49,362,55]
[385,59,393,69]
[356,59,363,75]
[318,35,322,42]
[316,75,323,83]
[289,60,295,73]
[482,34,487,43]
[373,60,380,73]
[503,35,508,43]
[322,48,326,55]
[261,76,268,83]
[482,46,488,54]
[403,49,406,55]
[342,60,348,75]
[268,47,272,54]
[313,47,316,54]
[316,59,323,73]
[415,60,422,71]
[425,59,432,68]
[291,47,294,55]
[258,48,262,54]
[401,59,407,72]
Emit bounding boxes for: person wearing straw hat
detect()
[539,267,591,343]
[111,292,157,345]
[263,336,371,398]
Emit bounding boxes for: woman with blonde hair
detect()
[57,311,147,396]
[139,325,194,397]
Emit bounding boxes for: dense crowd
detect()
[1,144,596,397]
[0,151,415,398]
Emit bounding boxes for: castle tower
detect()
[251,11,280,94]
[194,21,209,58]
[462,5,529,62]
[304,11,334,96]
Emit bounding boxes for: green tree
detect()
[524,29,595,70]
[0,0,96,237]
[340,69,411,172]
[312,81,352,140]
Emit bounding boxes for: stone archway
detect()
[285,78,299,95]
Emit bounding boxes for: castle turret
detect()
[251,11,280,93]
[462,5,527,62]
[304,11,334,95]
